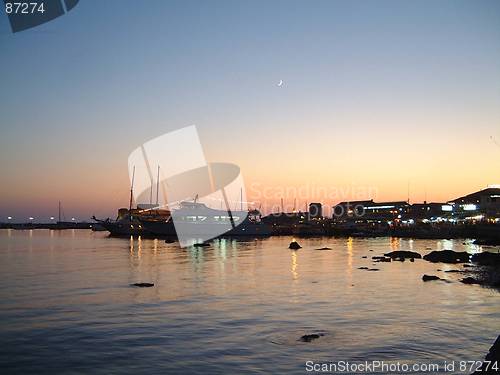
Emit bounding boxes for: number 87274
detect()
[5,2,46,14]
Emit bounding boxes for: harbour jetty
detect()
[2,186,499,242]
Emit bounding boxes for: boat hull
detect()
[99,221,148,237]
[141,219,271,238]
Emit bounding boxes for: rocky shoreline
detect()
[474,335,500,374]
[292,237,500,290]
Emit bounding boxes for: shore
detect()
[2,221,500,243]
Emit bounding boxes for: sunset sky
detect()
[1,0,499,220]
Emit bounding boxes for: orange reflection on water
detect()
[291,250,298,280]
[390,237,400,251]
[346,237,354,282]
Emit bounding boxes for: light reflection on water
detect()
[0,230,498,374]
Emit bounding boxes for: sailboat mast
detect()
[58,201,61,222]
[149,179,153,206]
[156,165,160,207]
[129,166,136,212]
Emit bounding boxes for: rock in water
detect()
[471,252,500,266]
[384,251,422,259]
[460,277,481,285]
[193,242,211,247]
[422,275,441,282]
[423,250,470,264]
[315,247,332,250]
[299,333,324,342]
[131,283,154,287]
[473,238,500,246]
[474,335,500,374]
[289,241,302,250]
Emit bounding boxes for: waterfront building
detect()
[332,200,409,223]
[308,203,323,219]
[406,202,450,222]
[332,200,373,219]
[448,186,500,220]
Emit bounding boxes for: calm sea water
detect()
[0,229,498,374]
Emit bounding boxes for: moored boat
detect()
[139,202,271,239]
[93,207,171,237]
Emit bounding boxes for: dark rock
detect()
[384,250,422,259]
[473,238,500,246]
[474,335,500,374]
[422,275,442,282]
[361,256,367,259]
[131,283,154,287]
[410,258,415,262]
[299,333,324,342]
[461,277,482,285]
[358,267,369,270]
[471,252,500,266]
[289,241,302,250]
[367,268,380,271]
[373,257,391,262]
[315,247,332,250]
[444,270,465,273]
[423,250,470,264]
[193,242,211,247]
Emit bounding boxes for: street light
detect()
[7,216,12,220]
[71,217,76,221]
[50,217,55,220]
[29,217,34,221]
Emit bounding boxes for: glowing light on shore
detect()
[462,204,477,211]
